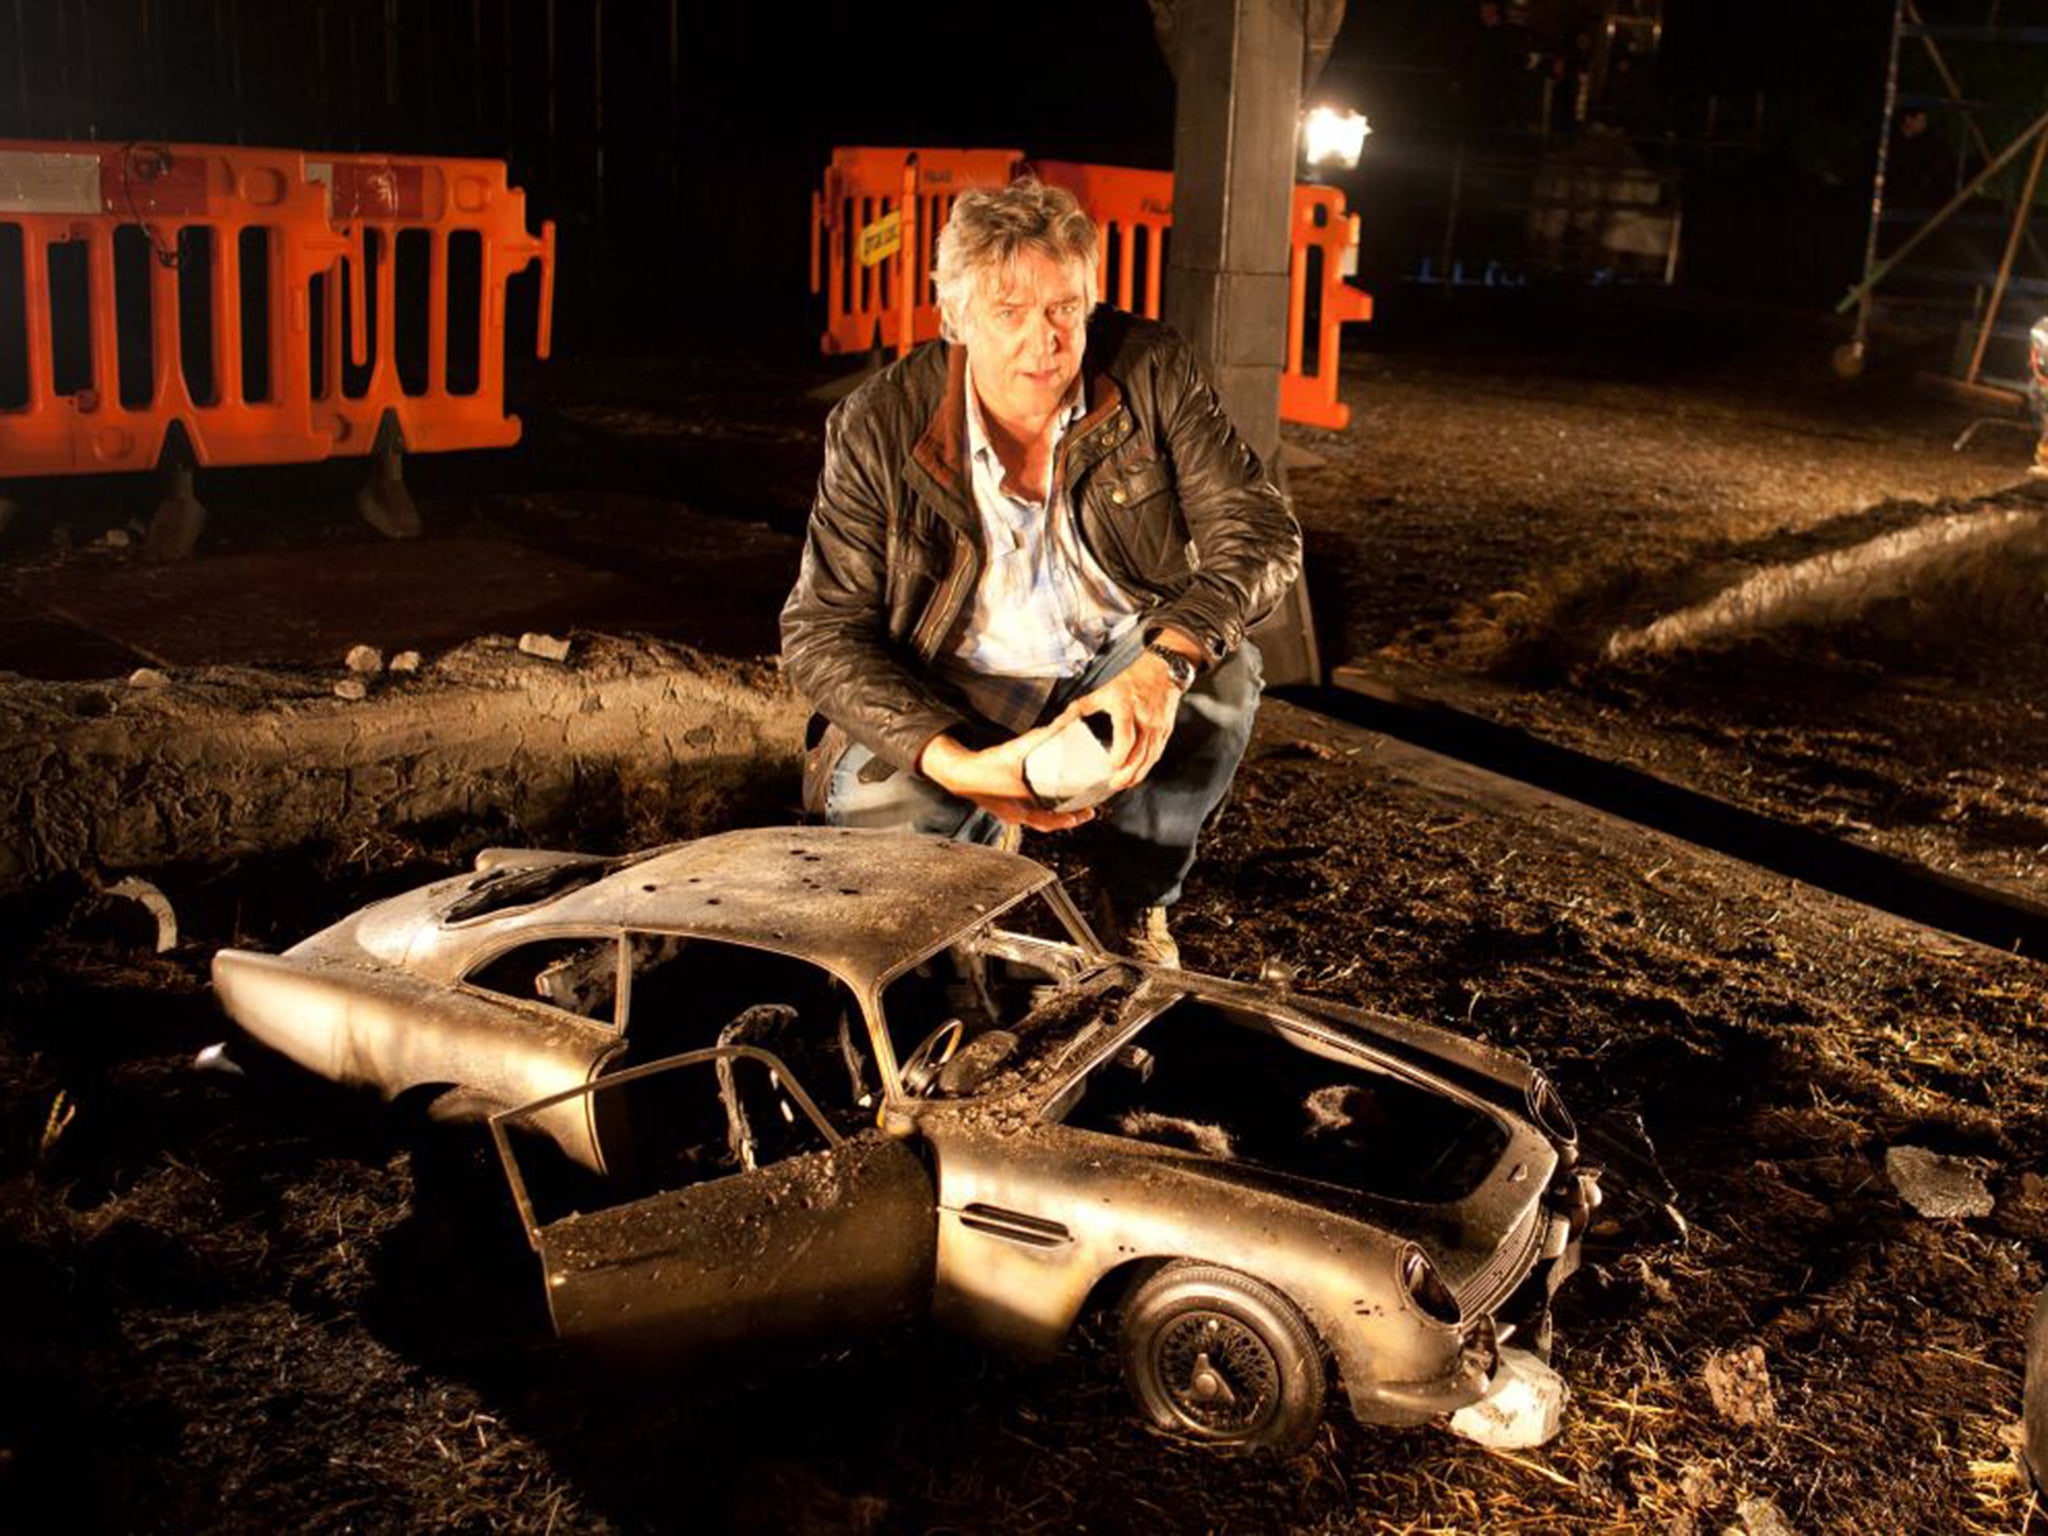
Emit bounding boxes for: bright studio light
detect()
[1302,106,1371,171]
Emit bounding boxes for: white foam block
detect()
[1447,1346,1569,1449]
[1023,715,1117,811]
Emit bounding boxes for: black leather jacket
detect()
[779,309,1302,773]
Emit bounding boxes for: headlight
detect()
[1400,1244,1464,1327]
[1525,1073,1578,1148]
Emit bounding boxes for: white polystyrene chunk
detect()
[1447,1346,1568,1449]
[1022,714,1117,812]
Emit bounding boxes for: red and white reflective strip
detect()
[0,147,105,214]
[305,159,429,221]
[0,144,212,217]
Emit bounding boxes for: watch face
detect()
[1151,646,1195,688]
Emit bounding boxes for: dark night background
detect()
[0,0,1986,354]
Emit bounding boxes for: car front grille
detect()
[1457,1197,1544,1316]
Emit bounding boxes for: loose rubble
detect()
[1734,1494,1799,1536]
[520,631,573,662]
[104,876,178,952]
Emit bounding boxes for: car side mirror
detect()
[880,1107,919,1139]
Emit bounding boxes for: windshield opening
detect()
[876,889,1120,1097]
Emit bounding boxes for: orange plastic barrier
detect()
[1032,161,1174,321]
[810,148,1372,428]
[810,146,1023,359]
[0,138,554,478]
[1281,185,1374,430]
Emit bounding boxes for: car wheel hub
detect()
[1158,1311,1277,1434]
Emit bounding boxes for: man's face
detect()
[957,248,1090,427]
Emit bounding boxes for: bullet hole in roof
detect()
[642,884,658,893]
[705,897,721,905]
[841,888,860,896]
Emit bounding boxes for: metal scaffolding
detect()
[1836,0,2048,403]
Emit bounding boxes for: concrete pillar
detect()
[1161,0,1305,467]
[1156,0,1343,687]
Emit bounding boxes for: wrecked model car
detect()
[213,826,1597,1450]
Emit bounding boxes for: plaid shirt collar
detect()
[961,366,1087,486]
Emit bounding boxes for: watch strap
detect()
[1145,642,1198,690]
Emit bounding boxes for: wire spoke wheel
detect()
[1119,1262,1325,1451]
[1153,1308,1282,1435]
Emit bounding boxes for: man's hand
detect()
[1076,628,1201,793]
[918,714,1098,831]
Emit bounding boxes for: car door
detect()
[491,1045,936,1360]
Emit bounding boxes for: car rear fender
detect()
[212,948,616,1168]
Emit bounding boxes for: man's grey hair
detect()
[932,178,1100,342]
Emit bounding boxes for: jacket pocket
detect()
[1086,460,1189,589]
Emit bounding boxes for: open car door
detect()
[492,1045,936,1358]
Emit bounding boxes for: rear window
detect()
[448,859,612,922]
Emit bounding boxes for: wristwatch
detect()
[1145,642,1198,692]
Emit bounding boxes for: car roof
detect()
[508,826,1057,988]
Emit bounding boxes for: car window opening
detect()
[467,935,622,1026]
[509,1052,839,1230]
[619,935,872,1127]
[879,925,1125,1097]
[1059,1000,1511,1203]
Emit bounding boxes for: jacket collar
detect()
[909,325,1130,518]
[909,343,974,510]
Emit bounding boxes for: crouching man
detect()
[780,178,1301,967]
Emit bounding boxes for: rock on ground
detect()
[1701,1345,1778,1428]
[1885,1145,1997,1220]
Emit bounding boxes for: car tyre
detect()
[1119,1262,1325,1452]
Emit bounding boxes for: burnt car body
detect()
[213,826,1597,1449]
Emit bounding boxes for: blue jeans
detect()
[822,630,1264,909]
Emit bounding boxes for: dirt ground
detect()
[1287,303,2048,899]
[6,294,2048,1534]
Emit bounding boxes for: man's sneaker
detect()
[1092,892,1181,969]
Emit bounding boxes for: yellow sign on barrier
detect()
[858,208,901,267]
